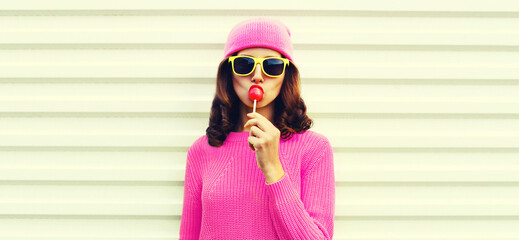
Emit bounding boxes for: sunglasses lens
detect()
[263,58,285,76]
[233,57,255,75]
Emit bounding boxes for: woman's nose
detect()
[251,63,263,83]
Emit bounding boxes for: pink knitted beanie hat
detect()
[223,17,294,62]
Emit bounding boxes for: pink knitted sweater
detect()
[180,130,335,240]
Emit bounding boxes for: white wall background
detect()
[1,0,519,239]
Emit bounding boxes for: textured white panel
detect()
[0,219,178,239]
[2,0,519,11]
[333,219,519,240]
[1,16,518,46]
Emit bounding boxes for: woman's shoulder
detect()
[293,130,331,146]
[189,134,209,148]
[292,130,334,170]
[187,134,211,154]
[286,130,332,154]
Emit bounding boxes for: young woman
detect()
[180,17,335,240]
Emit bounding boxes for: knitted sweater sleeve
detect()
[266,136,335,240]
[179,137,204,240]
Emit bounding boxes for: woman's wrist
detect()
[262,163,285,184]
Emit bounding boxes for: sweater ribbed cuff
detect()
[266,172,299,205]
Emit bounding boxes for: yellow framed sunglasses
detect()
[228,56,290,77]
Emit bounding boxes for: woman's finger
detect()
[244,118,270,133]
[248,136,260,151]
[249,125,266,139]
[246,113,273,131]
[244,119,262,131]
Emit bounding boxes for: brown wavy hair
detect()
[206,54,313,147]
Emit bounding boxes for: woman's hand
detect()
[244,112,285,184]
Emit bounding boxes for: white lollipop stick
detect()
[253,100,257,113]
